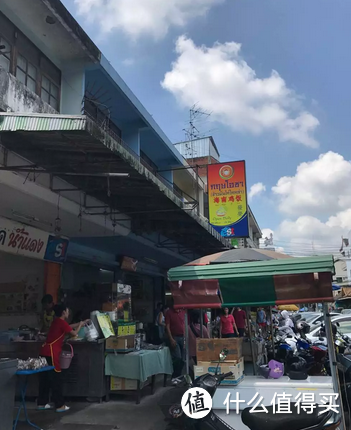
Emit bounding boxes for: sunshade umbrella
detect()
[186,248,291,266]
[278,304,299,311]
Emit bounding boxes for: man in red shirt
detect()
[220,307,239,338]
[232,307,247,337]
[38,304,87,412]
[165,302,185,378]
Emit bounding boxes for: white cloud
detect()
[249,182,266,200]
[74,0,224,40]
[162,37,319,147]
[275,210,351,256]
[272,151,351,218]
[122,58,135,67]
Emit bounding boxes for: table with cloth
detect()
[105,348,173,404]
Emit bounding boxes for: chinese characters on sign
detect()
[207,161,249,238]
[223,392,339,415]
[181,388,212,419]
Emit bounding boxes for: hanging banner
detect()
[0,216,69,263]
[207,161,249,238]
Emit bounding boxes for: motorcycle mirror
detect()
[219,348,228,361]
[184,374,192,385]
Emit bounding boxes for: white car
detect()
[306,315,351,344]
[298,312,339,329]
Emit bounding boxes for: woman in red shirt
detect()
[37,304,87,413]
[220,307,239,338]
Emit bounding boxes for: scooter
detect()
[159,349,338,430]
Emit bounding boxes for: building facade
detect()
[0,0,227,328]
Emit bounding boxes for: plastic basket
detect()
[60,343,74,369]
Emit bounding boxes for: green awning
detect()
[168,255,335,307]
[168,255,335,281]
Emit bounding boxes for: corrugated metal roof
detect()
[0,114,86,132]
[168,255,335,281]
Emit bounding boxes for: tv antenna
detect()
[182,104,211,163]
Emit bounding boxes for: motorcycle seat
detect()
[242,404,331,430]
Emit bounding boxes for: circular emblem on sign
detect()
[219,165,234,180]
[181,387,212,419]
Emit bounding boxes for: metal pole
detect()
[200,309,204,337]
[185,310,190,376]
[246,307,256,375]
[322,303,345,430]
[270,306,275,358]
[196,165,200,216]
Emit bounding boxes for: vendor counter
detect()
[0,339,107,402]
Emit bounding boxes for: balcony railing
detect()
[83,110,197,207]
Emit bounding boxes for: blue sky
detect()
[62,0,351,256]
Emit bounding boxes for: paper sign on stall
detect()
[97,313,115,338]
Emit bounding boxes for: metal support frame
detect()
[322,303,345,430]
[0,166,129,177]
[269,306,275,358]
[185,310,190,377]
[246,307,256,375]
[200,309,204,337]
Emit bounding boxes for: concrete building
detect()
[0,0,227,328]
[174,136,262,248]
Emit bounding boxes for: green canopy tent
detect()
[167,254,344,429]
[168,255,335,307]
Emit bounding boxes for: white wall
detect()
[0,67,57,114]
[0,251,45,330]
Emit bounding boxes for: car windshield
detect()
[302,313,321,323]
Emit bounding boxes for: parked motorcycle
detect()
[159,349,338,430]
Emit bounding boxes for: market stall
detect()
[168,255,344,430]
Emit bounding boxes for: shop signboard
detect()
[207,161,249,238]
[0,216,69,263]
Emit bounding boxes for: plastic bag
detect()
[85,321,99,341]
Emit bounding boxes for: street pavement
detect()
[15,386,169,430]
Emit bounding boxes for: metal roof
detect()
[168,255,335,281]
[0,113,227,256]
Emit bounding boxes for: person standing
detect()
[188,310,209,365]
[220,307,239,338]
[40,294,55,333]
[37,304,87,413]
[155,303,166,343]
[257,307,267,333]
[232,307,247,337]
[165,301,185,379]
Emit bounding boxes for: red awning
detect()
[169,279,222,309]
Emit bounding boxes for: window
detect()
[337,321,351,335]
[41,75,59,110]
[0,36,11,72]
[16,54,37,93]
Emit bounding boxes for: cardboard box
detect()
[105,335,135,351]
[196,338,243,362]
[194,357,244,386]
[110,376,149,391]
